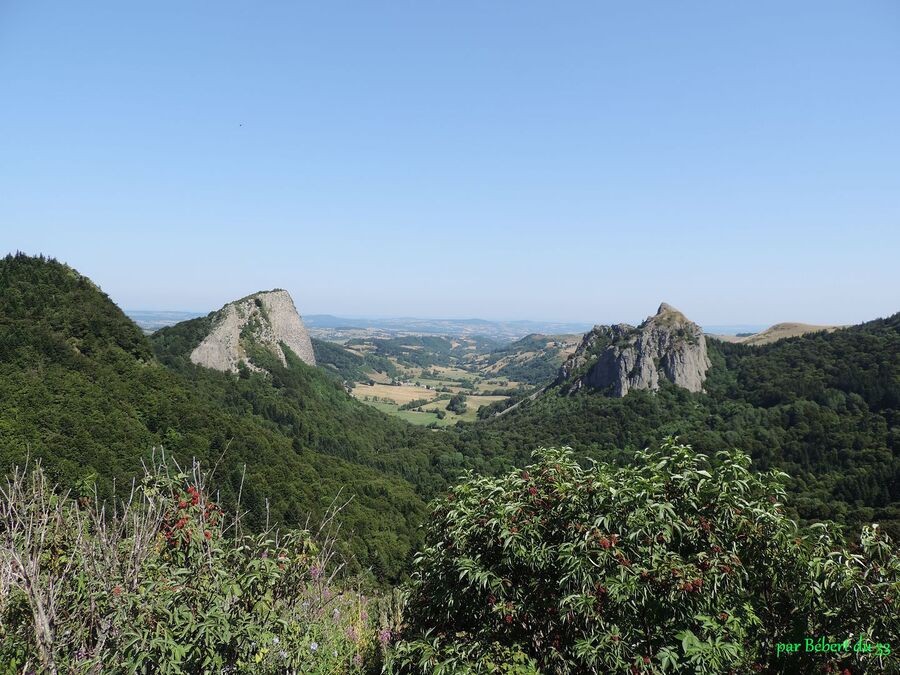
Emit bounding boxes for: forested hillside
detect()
[471,317,900,537]
[311,337,398,383]
[474,333,580,385]
[0,254,452,579]
[3,253,899,580]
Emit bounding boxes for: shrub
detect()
[394,440,900,674]
[0,457,393,674]
[447,394,467,415]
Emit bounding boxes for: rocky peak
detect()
[651,302,688,322]
[558,303,710,396]
[190,289,316,373]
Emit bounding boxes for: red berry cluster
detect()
[160,484,221,550]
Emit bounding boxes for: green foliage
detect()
[0,254,446,581]
[311,338,398,384]
[396,441,900,674]
[476,316,900,538]
[4,252,900,589]
[481,334,575,385]
[0,460,394,674]
[447,394,468,415]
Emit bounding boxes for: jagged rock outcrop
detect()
[190,289,315,373]
[558,303,710,396]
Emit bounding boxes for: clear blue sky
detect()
[2,1,898,326]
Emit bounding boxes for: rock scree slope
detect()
[190,289,316,372]
[559,302,710,396]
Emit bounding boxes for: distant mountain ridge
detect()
[711,322,845,346]
[304,315,594,341]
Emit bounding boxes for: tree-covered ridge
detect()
[0,255,441,579]
[477,313,900,538]
[712,314,900,413]
[3,253,900,583]
[309,338,398,384]
[0,252,151,363]
[476,333,580,385]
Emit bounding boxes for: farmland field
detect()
[352,382,438,404]
[325,331,558,425]
[364,401,443,426]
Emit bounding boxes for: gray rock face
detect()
[558,303,710,396]
[190,289,316,373]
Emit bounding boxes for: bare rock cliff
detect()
[190,289,316,373]
[559,303,710,396]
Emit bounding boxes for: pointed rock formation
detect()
[190,289,315,373]
[558,303,710,396]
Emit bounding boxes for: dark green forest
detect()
[0,254,454,580]
[2,253,899,581]
[468,318,900,538]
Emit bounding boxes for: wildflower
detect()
[379,628,392,645]
[332,607,341,620]
[353,653,362,666]
[112,585,123,596]
[310,641,319,652]
[310,565,321,580]
[272,636,280,645]
[346,626,359,642]
[279,650,287,659]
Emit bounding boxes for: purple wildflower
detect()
[379,628,392,645]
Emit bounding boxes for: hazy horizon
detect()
[3,2,898,326]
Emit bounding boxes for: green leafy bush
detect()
[395,440,900,674]
[447,394,468,415]
[0,458,394,674]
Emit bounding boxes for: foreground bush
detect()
[394,441,899,674]
[0,458,394,674]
